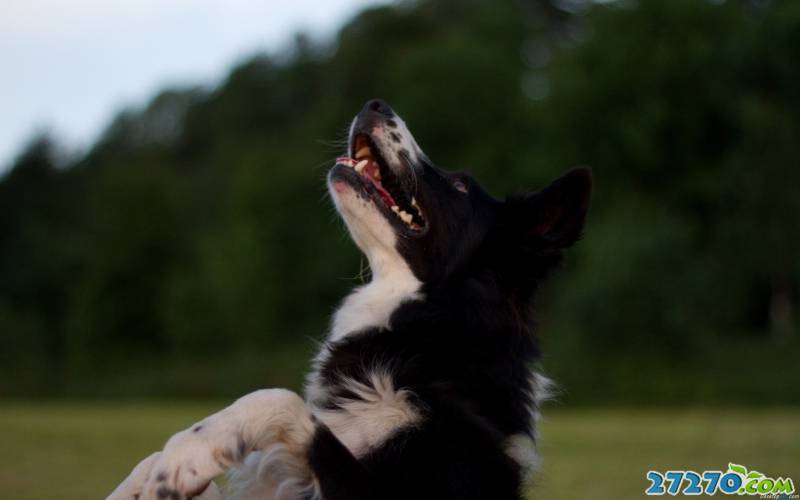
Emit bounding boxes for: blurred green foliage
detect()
[0,0,797,403]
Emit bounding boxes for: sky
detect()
[0,0,388,173]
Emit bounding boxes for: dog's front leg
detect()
[109,388,314,500]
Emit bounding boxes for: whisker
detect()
[311,155,342,172]
[316,138,349,151]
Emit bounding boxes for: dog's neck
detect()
[329,249,422,342]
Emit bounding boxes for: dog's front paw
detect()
[141,429,229,500]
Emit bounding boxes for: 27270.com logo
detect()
[646,463,796,497]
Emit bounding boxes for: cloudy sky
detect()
[0,0,387,172]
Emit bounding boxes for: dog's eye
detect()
[453,179,468,193]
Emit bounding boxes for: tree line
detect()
[1,0,797,403]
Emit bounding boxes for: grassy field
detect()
[0,403,797,499]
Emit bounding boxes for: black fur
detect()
[311,100,591,500]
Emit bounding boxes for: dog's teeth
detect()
[336,157,355,167]
[374,169,381,180]
[399,210,413,224]
[411,197,418,207]
[355,147,371,159]
[391,205,399,212]
[355,160,368,173]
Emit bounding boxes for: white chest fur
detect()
[314,371,422,456]
[305,259,423,456]
[329,264,422,341]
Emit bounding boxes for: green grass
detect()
[532,409,799,499]
[0,403,797,499]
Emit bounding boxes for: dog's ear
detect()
[505,167,592,252]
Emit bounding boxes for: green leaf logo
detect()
[729,463,748,475]
[747,471,765,479]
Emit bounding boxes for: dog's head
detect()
[328,99,591,296]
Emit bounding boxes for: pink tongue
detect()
[334,156,398,207]
[367,176,397,207]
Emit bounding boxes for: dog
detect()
[108,99,591,500]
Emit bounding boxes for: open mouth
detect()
[335,134,426,233]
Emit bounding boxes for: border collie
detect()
[109,99,591,500]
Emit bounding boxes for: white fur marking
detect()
[329,267,421,341]
[227,447,319,500]
[326,167,423,343]
[505,433,541,477]
[315,371,421,456]
[503,371,555,477]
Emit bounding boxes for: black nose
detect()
[363,98,394,117]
